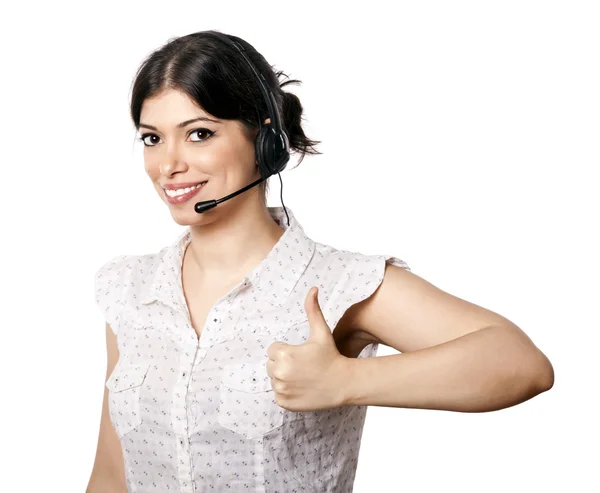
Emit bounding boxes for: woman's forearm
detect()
[342,324,554,412]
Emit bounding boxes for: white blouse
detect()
[94,206,410,493]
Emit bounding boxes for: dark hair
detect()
[129,30,322,201]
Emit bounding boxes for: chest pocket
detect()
[217,361,284,440]
[105,361,150,438]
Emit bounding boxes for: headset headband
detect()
[214,33,286,146]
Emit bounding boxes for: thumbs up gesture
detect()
[266,287,351,412]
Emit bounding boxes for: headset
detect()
[194,32,291,226]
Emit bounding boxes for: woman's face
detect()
[138,88,263,225]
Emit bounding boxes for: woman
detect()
[87,30,554,493]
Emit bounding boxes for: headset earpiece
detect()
[255,123,289,178]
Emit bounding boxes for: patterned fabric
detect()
[94,206,410,493]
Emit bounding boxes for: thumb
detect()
[305,287,332,344]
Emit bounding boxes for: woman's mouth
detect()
[163,181,208,205]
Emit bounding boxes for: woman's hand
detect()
[266,287,351,412]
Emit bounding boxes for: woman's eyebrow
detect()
[139,116,221,131]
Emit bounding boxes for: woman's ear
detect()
[263,117,271,125]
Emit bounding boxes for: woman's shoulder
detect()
[93,251,162,333]
[310,240,411,273]
[296,240,410,335]
[94,251,158,281]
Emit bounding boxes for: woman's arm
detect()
[339,264,554,412]
[342,323,553,412]
[86,324,128,492]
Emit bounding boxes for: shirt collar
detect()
[139,206,315,310]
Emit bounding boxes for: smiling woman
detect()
[87,29,553,493]
[129,31,321,210]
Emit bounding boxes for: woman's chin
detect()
[168,209,211,227]
[170,214,198,226]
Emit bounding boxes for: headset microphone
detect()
[194,176,266,213]
[194,32,291,224]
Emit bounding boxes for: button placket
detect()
[173,349,195,493]
[205,294,239,345]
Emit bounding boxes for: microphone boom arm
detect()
[194,176,266,213]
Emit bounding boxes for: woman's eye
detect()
[189,128,215,142]
[138,128,215,147]
[139,134,160,146]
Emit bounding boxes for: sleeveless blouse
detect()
[94,206,410,492]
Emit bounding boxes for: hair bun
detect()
[275,73,321,166]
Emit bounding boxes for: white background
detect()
[1,1,598,491]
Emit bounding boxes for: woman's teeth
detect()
[164,182,205,197]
